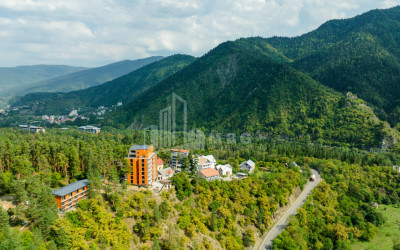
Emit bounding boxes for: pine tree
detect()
[0,206,9,233]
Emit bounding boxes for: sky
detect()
[0,0,399,67]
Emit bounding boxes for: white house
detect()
[393,166,400,173]
[197,155,216,171]
[78,125,100,134]
[216,164,233,176]
[157,168,175,180]
[157,167,175,180]
[240,159,255,173]
[198,168,220,181]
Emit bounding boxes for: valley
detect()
[0,5,400,250]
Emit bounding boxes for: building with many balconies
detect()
[127,145,158,186]
[52,179,89,211]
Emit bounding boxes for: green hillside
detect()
[112,41,398,148]
[265,6,400,126]
[0,65,86,105]
[16,55,195,114]
[20,56,164,94]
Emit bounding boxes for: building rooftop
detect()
[29,126,44,129]
[79,125,100,130]
[171,149,189,153]
[156,158,164,165]
[158,167,175,176]
[216,164,232,171]
[52,179,89,197]
[198,155,216,166]
[129,145,152,150]
[241,159,255,167]
[199,168,219,178]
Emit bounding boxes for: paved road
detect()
[258,169,322,250]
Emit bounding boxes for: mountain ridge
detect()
[0,64,87,105]
[20,56,164,94]
[15,55,196,114]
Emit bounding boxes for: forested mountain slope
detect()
[113,40,398,149]
[265,6,400,125]
[16,55,195,114]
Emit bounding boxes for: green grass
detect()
[352,204,400,250]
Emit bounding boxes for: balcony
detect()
[62,194,88,208]
[61,190,88,206]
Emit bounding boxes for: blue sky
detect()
[0,0,399,67]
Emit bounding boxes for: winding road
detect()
[258,169,322,250]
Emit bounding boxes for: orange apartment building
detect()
[126,145,157,186]
[52,179,89,211]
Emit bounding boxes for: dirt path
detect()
[257,169,322,250]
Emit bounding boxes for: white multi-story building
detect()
[78,125,100,134]
[170,149,189,170]
[197,155,216,171]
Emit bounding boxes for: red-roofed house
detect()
[198,168,220,181]
[157,158,164,171]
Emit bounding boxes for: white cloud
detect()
[382,1,400,8]
[0,0,398,67]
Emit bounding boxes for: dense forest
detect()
[0,128,399,249]
[274,158,400,249]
